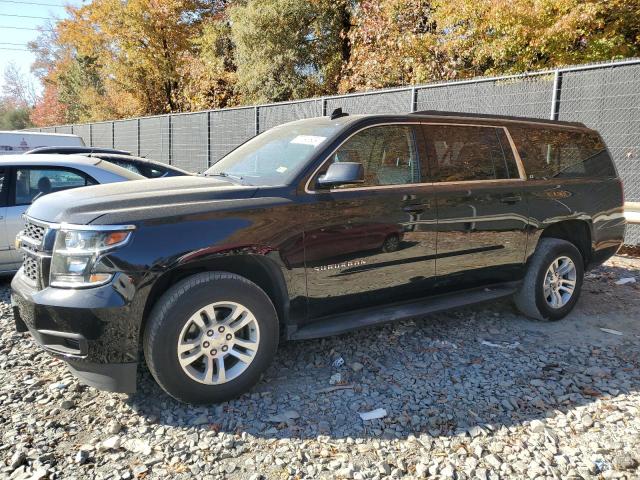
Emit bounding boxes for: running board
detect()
[290,284,517,340]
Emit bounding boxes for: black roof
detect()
[409,110,587,129]
[24,146,132,156]
[87,153,193,175]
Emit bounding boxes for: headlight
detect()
[50,227,133,288]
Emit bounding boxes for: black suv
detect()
[11,111,626,403]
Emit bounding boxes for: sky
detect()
[0,0,82,95]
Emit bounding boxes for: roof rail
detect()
[409,110,587,128]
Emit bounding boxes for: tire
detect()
[513,238,584,321]
[143,272,279,404]
[382,233,400,253]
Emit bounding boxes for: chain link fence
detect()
[29,58,640,244]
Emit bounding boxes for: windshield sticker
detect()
[290,135,326,147]
[276,166,288,173]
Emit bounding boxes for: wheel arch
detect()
[537,219,593,266]
[141,252,290,339]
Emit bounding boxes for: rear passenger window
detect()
[329,125,419,188]
[508,127,615,179]
[421,125,519,182]
[148,167,167,178]
[109,160,143,175]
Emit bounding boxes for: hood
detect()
[27,175,259,225]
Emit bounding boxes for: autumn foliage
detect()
[29,0,640,126]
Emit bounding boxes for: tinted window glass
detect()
[329,125,419,188]
[205,119,344,186]
[508,127,615,179]
[15,168,90,205]
[148,167,167,178]
[109,160,142,175]
[422,125,515,182]
[0,168,7,207]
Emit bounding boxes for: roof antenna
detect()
[330,107,348,120]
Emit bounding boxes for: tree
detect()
[2,62,36,108]
[29,0,219,120]
[230,0,354,103]
[24,0,640,122]
[0,100,33,130]
[340,0,456,92]
[431,0,640,76]
[180,11,238,111]
[0,63,35,129]
[30,83,67,127]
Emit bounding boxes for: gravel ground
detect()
[1,254,640,480]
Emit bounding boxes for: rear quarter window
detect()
[509,126,616,179]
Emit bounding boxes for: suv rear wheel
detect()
[143,272,279,404]
[514,238,584,321]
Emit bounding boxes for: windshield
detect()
[204,120,344,186]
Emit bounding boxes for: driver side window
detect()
[329,125,419,188]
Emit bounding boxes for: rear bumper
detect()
[11,270,141,393]
[588,244,624,269]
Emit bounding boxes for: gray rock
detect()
[440,463,455,478]
[585,366,611,378]
[9,451,26,470]
[191,414,209,425]
[351,362,364,372]
[377,462,391,475]
[415,463,428,478]
[107,420,122,434]
[337,466,355,479]
[283,410,300,420]
[485,454,502,470]
[612,453,638,471]
[581,414,593,428]
[99,436,121,451]
[28,467,48,480]
[132,465,148,476]
[529,419,545,433]
[75,449,90,465]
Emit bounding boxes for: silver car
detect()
[0,154,143,274]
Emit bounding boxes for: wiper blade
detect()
[204,171,253,185]
[207,171,244,180]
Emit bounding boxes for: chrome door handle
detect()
[499,195,522,205]
[403,206,424,215]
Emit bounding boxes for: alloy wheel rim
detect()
[384,235,399,252]
[176,301,260,385]
[543,256,577,309]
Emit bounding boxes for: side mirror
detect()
[317,162,364,189]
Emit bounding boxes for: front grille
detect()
[24,219,46,245]
[22,255,39,282]
[20,216,53,289]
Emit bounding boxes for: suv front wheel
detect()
[514,238,584,321]
[143,272,279,404]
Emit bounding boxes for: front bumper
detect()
[11,270,141,393]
